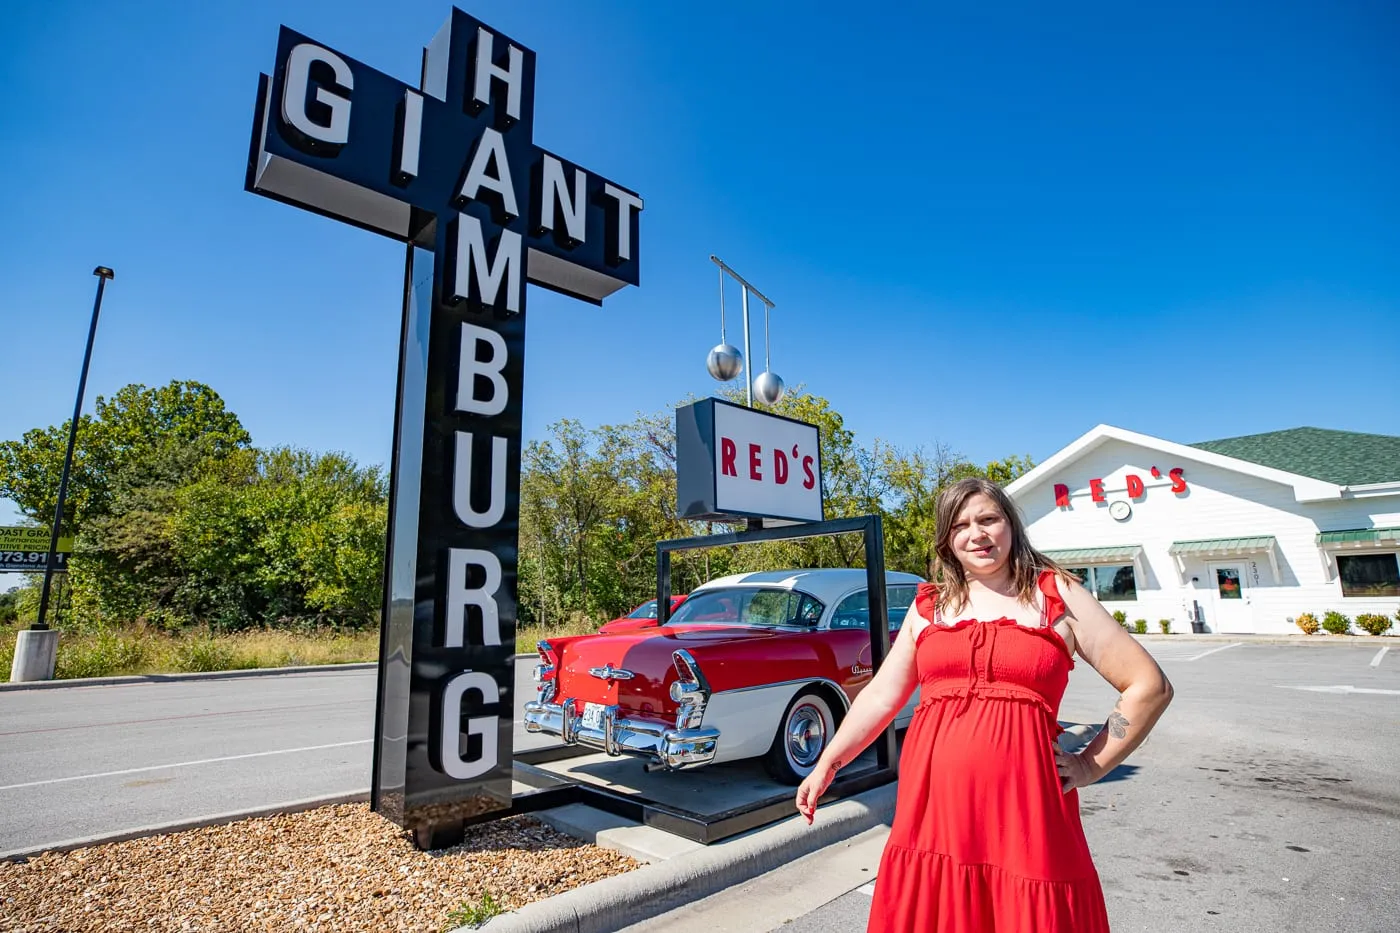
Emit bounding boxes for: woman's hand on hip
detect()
[1054,745,1099,794]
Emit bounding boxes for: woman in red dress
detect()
[796,478,1174,931]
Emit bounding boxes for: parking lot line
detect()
[1370,646,1390,668]
[1279,685,1400,696]
[1183,642,1242,662]
[0,740,371,793]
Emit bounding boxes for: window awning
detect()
[1168,536,1277,557]
[1168,536,1280,583]
[1316,527,1400,548]
[1041,545,1143,565]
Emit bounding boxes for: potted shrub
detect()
[1158,619,1171,634]
[1112,610,1128,629]
[1321,611,1351,635]
[1294,612,1319,635]
[1133,619,1148,635]
[1356,613,1394,636]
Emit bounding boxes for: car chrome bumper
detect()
[522,698,720,770]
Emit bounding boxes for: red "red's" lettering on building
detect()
[1055,467,1186,507]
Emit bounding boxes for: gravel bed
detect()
[0,803,638,932]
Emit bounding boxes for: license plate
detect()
[581,702,607,731]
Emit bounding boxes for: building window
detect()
[1066,565,1137,601]
[1337,553,1400,598]
[1215,568,1243,599]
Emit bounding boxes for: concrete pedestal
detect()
[10,628,59,682]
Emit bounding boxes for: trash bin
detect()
[1190,600,1206,634]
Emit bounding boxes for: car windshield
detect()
[664,587,824,628]
[626,600,659,619]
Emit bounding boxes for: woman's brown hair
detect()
[931,477,1071,616]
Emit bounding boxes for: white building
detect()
[1006,426,1400,635]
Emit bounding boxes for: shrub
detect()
[1112,610,1128,627]
[1356,613,1394,636]
[54,629,150,679]
[175,637,239,673]
[1321,611,1351,636]
[1294,612,1319,635]
[1158,619,1171,634]
[1133,619,1148,635]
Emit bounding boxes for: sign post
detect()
[245,7,643,846]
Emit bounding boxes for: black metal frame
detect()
[656,514,899,776]
[478,514,900,846]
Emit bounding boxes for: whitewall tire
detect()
[764,691,836,785]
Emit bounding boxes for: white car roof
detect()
[692,568,925,606]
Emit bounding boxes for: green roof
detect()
[1316,527,1400,547]
[1041,545,1142,564]
[1189,427,1400,486]
[1168,536,1277,556]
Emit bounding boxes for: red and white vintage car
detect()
[523,569,923,784]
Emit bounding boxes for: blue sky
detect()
[3,0,1397,525]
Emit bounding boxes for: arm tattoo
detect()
[830,758,845,773]
[1106,698,1130,740]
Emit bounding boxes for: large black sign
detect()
[245,7,642,839]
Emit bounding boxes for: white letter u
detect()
[454,431,507,528]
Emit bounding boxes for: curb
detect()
[1133,634,1396,646]
[468,782,898,933]
[0,790,370,862]
[0,662,378,692]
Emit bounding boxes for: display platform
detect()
[509,740,893,844]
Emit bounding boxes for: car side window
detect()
[743,590,824,627]
[744,590,795,626]
[797,594,824,624]
[887,585,918,630]
[830,590,870,630]
[829,585,918,631]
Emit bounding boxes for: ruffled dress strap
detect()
[914,581,939,623]
[1037,569,1066,625]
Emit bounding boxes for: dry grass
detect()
[0,612,627,681]
[0,621,379,681]
[516,612,605,653]
[0,803,638,933]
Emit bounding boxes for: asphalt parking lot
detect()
[776,641,1400,933]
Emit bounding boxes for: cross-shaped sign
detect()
[246,7,642,844]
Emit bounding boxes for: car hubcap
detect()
[786,704,826,768]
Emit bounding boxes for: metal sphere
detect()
[706,344,744,381]
[752,370,786,405]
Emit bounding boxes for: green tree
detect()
[0,380,250,533]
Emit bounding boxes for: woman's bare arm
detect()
[1056,575,1174,790]
[796,603,922,821]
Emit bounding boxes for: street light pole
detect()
[33,266,114,632]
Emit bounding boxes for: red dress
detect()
[867,571,1110,932]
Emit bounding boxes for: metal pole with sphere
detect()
[10,266,114,683]
[706,256,785,407]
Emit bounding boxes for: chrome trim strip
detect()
[710,677,852,711]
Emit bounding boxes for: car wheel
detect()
[763,691,836,785]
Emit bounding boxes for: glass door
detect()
[1206,562,1253,633]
